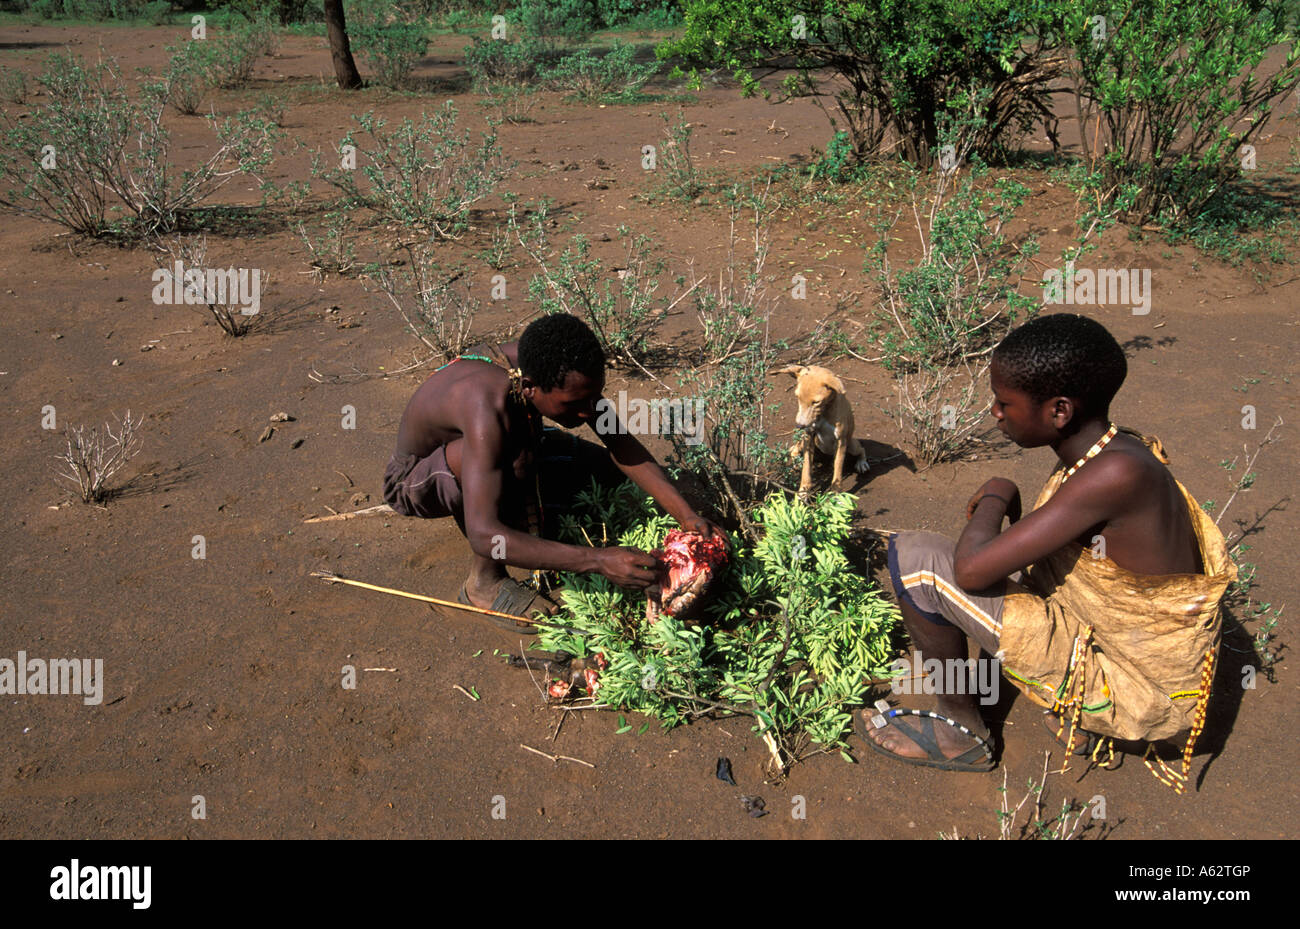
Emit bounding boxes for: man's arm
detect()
[459,407,658,586]
[593,421,725,541]
[953,454,1141,591]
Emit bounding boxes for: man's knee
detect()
[891,531,957,588]
[888,531,959,626]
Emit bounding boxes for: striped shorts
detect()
[887,530,1018,655]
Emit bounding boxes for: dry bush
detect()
[54,411,144,504]
[890,358,992,467]
[690,186,775,366]
[154,235,264,336]
[373,245,477,361]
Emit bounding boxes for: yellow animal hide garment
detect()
[998,432,1236,744]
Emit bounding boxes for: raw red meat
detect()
[646,529,729,623]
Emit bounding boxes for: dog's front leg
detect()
[832,431,847,486]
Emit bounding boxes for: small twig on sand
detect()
[453,684,479,701]
[662,691,752,716]
[308,354,434,383]
[303,503,394,523]
[518,638,547,700]
[520,743,595,768]
[1215,417,1283,542]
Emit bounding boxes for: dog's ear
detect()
[826,373,847,395]
[772,364,804,379]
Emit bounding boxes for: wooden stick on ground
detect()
[304,504,395,523]
[520,743,594,768]
[309,569,591,635]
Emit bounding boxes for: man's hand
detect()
[678,513,729,551]
[594,546,660,588]
[966,477,1022,524]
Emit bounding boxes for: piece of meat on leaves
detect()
[646,529,728,623]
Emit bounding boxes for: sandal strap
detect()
[889,715,941,758]
[888,708,994,765]
[488,578,544,623]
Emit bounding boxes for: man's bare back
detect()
[1063,431,1202,576]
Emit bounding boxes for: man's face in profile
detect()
[989,359,1057,449]
[529,369,605,429]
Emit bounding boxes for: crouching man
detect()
[858,314,1234,785]
[383,313,723,632]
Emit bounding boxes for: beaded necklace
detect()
[1061,422,1118,483]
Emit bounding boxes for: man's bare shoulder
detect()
[395,358,508,457]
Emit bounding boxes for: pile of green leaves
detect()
[536,483,900,761]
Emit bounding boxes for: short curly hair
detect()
[518,313,605,391]
[993,313,1127,418]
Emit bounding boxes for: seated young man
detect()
[383,313,723,631]
[858,314,1235,780]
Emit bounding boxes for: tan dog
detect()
[775,365,869,495]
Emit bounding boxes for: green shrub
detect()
[810,130,864,182]
[315,104,510,241]
[662,0,1063,169]
[669,187,796,526]
[165,40,217,114]
[463,35,553,89]
[540,41,658,101]
[864,124,1039,465]
[538,484,899,762]
[480,80,540,124]
[0,67,28,105]
[373,245,478,360]
[297,207,359,280]
[349,0,430,89]
[1059,0,1300,224]
[595,0,681,29]
[867,168,1038,371]
[0,54,128,236]
[60,0,140,19]
[656,109,700,200]
[126,84,283,235]
[517,0,596,50]
[169,20,279,92]
[520,222,672,369]
[0,53,281,237]
[219,0,324,24]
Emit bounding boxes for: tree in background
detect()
[323,0,363,88]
